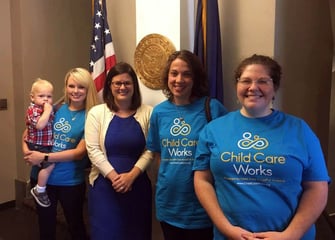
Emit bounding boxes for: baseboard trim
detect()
[0,200,15,210]
[15,178,31,209]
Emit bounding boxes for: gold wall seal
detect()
[134,34,176,90]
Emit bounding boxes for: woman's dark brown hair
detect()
[103,62,142,111]
[161,50,209,101]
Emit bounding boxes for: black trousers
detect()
[31,178,88,240]
[160,221,213,240]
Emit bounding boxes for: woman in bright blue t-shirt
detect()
[146,50,227,240]
[23,68,98,240]
[193,54,330,240]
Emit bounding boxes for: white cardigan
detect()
[85,103,153,186]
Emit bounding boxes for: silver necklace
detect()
[70,111,79,121]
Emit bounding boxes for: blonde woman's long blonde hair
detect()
[63,68,98,115]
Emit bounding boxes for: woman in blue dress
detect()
[85,62,153,240]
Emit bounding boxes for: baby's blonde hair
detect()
[30,78,54,94]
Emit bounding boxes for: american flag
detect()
[89,0,116,99]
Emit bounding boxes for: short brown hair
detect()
[234,54,282,91]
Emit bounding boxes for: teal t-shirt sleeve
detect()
[301,120,331,182]
[146,108,160,152]
[209,98,228,119]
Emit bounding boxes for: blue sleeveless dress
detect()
[88,115,152,240]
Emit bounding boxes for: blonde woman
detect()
[23,68,98,240]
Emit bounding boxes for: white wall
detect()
[135,0,180,106]
[135,0,197,107]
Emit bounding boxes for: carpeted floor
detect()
[0,200,70,240]
[0,196,164,240]
[0,199,334,240]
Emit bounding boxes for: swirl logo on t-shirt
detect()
[54,117,71,133]
[160,118,196,164]
[53,117,77,150]
[237,132,268,150]
[170,118,191,136]
[221,132,286,184]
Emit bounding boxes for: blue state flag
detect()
[194,0,223,103]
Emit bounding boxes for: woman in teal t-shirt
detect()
[194,54,330,240]
[146,50,227,240]
[23,68,98,240]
